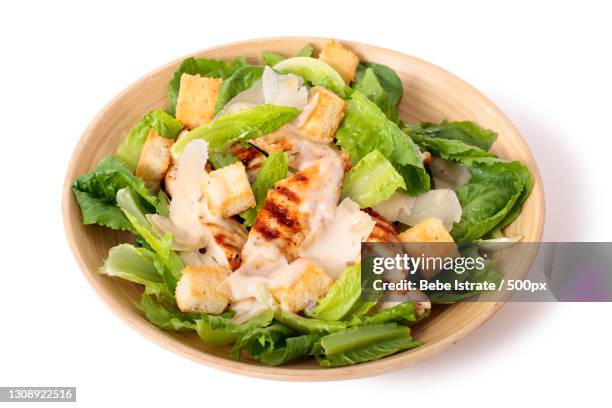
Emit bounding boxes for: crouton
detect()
[270,258,333,313]
[298,86,347,143]
[319,40,359,83]
[175,74,222,129]
[135,129,173,185]
[398,218,459,279]
[205,162,255,218]
[175,265,230,315]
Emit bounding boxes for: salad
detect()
[72,40,533,367]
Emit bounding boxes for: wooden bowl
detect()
[62,37,545,380]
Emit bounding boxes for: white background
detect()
[1,0,610,406]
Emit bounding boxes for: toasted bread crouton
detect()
[135,129,173,185]
[398,218,459,279]
[298,86,347,143]
[175,74,222,129]
[270,258,333,313]
[319,40,359,83]
[175,265,230,314]
[205,162,255,218]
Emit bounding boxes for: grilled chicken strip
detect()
[241,156,344,263]
[251,124,350,171]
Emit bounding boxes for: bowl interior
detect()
[63,37,544,380]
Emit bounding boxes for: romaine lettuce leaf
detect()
[215,66,264,113]
[273,57,346,96]
[116,187,183,284]
[275,309,349,334]
[256,333,321,366]
[138,293,197,331]
[356,62,403,107]
[406,128,495,161]
[171,104,299,158]
[116,110,182,170]
[72,155,160,231]
[195,309,274,346]
[314,323,421,366]
[340,149,406,208]
[417,120,498,150]
[349,302,417,326]
[354,63,403,122]
[464,157,534,230]
[336,91,429,195]
[405,124,533,240]
[240,152,289,226]
[297,44,314,57]
[451,176,522,242]
[99,244,168,298]
[231,324,295,360]
[305,263,362,321]
[167,57,240,113]
[262,51,285,66]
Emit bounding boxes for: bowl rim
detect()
[62,36,545,381]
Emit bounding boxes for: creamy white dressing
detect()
[299,157,344,248]
[300,198,375,279]
[167,140,210,246]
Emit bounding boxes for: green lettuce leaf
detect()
[349,302,417,326]
[336,91,429,195]
[116,187,183,285]
[305,263,362,321]
[167,57,239,113]
[99,244,168,298]
[354,64,402,122]
[356,62,403,107]
[171,104,299,158]
[262,51,285,66]
[257,333,321,366]
[138,293,197,331]
[215,66,264,113]
[406,128,494,161]
[318,327,421,367]
[341,149,406,208]
[297,44,314,57]
[417,120,497,150]
[116,110,182,170]
[240,152,289,226]
[464,157,534,230]
[231,324,295,360]
[451,176,522,242]
[405,124,533,240]
[195,309,274,346]
[72,156,160,231]
[275,309,349,334]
